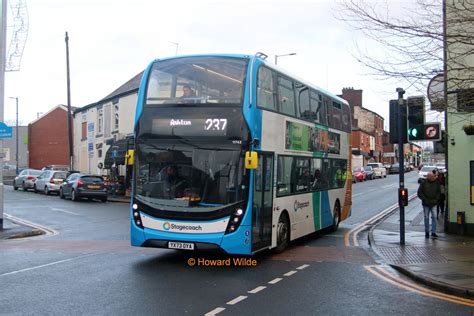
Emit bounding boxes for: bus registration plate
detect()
[168,242,194,250]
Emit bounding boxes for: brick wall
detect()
[28,107,71,169]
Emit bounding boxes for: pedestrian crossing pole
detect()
[396,87,406,245]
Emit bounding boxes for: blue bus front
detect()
[131,56,253,255]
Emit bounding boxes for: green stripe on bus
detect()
[313,191,321,230]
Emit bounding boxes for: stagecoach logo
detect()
[294,200,310,212]
[163,222,171,230]
[162,221,203,232]
[170,119,192,127]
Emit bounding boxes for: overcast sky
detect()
[4,0,425,128]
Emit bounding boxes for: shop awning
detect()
[104,138,133,169]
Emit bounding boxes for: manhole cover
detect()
[376,247,448,264]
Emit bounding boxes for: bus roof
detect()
[149,53,349,107]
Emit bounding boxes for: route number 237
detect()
[205,118,227,131]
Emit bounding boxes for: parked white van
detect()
[366,163,387,178]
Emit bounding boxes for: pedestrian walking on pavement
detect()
[417,172,441,239]
[437,171,446,217]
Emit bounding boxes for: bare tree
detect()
[336,0,474,114]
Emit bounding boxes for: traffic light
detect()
[407,96,425,141]
[389,99,408,144]
[399,188,408,207]
[407,96,425,126]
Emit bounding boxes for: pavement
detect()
[0,216,43,240]
[369,198,474,298]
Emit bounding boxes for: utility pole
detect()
[65,32,73,171]
[396,87,406,245]
[0,0,6,230]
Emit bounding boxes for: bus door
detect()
[252,153,273,251]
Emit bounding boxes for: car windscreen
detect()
[30,170,43,176]
[365,166,373,171]
[421,167,435,172]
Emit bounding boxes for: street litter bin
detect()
[457,211,466,235]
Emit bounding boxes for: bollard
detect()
[457,211,466,235]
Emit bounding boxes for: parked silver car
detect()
[34,170,68,195]
[13,169,43,191]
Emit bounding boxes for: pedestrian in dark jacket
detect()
[417,172,441,238]
[437,171,446,217]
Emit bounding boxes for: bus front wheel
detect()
[275,213,290,253]
[331,201,341,232]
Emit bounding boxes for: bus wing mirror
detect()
[126,149,134,165]
[245,151,258,169]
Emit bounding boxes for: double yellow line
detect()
[365,265,474,307]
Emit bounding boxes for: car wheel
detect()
[13,183,18,191]
[60,188,65,199]
[71,189,79,201]
[274,213,290,253]
[101,197,107,203]
[33,184,38,193]
[331,201,341,232]
[44,186,50,195]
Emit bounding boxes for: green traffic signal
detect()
[408,126,422,140]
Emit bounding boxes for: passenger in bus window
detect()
[181,85,196,98]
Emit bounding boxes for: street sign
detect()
[0,122,13,138]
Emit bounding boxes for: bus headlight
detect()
[132,206,143,229]
[225,207,245,234]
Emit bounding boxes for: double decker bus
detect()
[131,53,352,254]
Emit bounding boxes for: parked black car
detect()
[388,163,400,174]
[364,166,376,180]
[59,173,107,202]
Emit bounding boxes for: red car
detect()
[352,167,367,182]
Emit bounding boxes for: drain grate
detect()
[376,247,448,264]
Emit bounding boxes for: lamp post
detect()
[169,41,179,56]
[274,52,296,65]
[9,97,19,175]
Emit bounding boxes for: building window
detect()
[457,88,474,112]
[81,122,87,140]
[97,108,103,135]
[114,103,119,130]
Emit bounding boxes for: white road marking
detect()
[226,295,247,305]
[4,213,58,236]
[50,208,79,216]
[248,286,266,294]
[283,270,297,277]
[296,264,310,270]
[0,254,95,277]
[268,278,283,284]
[204,307,226,316]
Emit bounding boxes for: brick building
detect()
[28,105,73,169]
[339,88,385,163]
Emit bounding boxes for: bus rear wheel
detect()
[274,213,290,253]
[331,201,341,232]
